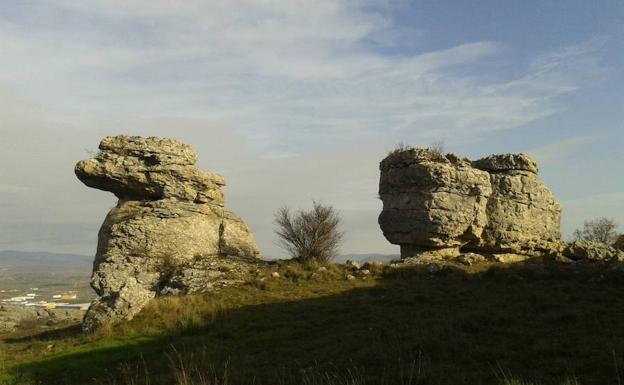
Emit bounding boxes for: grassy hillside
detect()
[2,260,624,385]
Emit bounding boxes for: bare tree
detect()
[572,217,619,244]
[274,202,344,263]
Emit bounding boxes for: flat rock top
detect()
[472,154,538,174]
[99,135,198,166]
[380,148,537,174]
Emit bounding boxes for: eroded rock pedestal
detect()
[378,148,562,261]
[76,136,259,331]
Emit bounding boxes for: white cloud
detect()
[0,2,604,149]
[0,1,611,255]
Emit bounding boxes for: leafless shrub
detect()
[274,202,344,263]
[428,140,445,154]
[386,142,414,157]
[386,140,445,158]
[572,217,619,244]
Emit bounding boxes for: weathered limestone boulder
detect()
[76,135,259,331]
[378,148,492,258]
[470,154,561,255]
[563,241,624,263]
[378,148,562,260]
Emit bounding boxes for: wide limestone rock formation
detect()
[378,148,562,260]
[378,149,492,258]
[76,136,259,331]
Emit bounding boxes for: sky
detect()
[1,0,623,258]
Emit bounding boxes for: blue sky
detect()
[0,1,622,257]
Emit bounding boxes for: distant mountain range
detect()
[0,250,398,270]
[334,253,398,264]
[0,250,93,274]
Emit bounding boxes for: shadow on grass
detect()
[3,324,83,344]
[5,262,624,385]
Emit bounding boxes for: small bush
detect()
[274,202,344,263]
[428,139,445,154]
[387,142,414,157]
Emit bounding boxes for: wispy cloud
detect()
[0,185,29,195]
[0,1,612,255]
[0,2,606,153]
[527,136,598,164]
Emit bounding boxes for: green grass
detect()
[1,261,624,385]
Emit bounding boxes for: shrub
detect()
[274,202,344,263]
[572,217,619,244]
[428,139,445,154]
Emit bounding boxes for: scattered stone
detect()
[271,272,280,278]
[554,254,575,264]
[491,253,531,264]
[346,274,356,281]
[362,261,384,269]
[76,135,259,332]
[0,305,82,333]
[345,260,361,270]
[457,253,487,266]
[318,266,328,272]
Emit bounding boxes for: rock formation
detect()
[76,136,259,331]
[378,149,492,258]
[562,241,624,263]
[378,148,562,260]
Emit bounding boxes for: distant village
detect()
[0,288,89,311]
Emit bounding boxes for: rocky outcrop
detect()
[563,241,624,263]
[613,235,624,252]
[378,148,561,259]
[76,135,259,331]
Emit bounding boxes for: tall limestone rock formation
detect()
[378,148,561,259]
[76,136,259,331]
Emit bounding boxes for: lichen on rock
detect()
[76,135,259,331]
